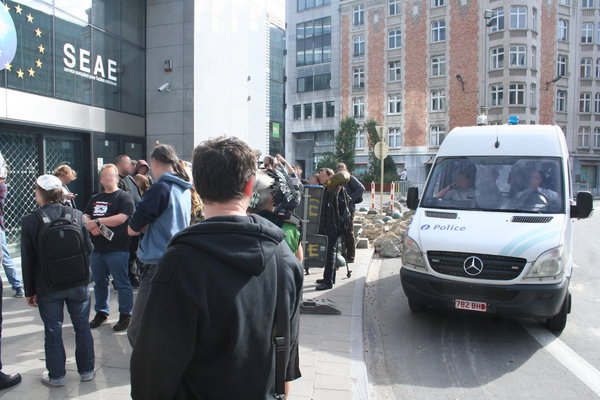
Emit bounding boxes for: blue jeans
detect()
[0,230,22,290]
[90,251,133,315]
[37,286,95,379]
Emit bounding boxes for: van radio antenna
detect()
[494,125,500,148]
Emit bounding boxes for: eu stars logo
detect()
[0,4,17,71]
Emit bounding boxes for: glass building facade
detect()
[0,0,146,248]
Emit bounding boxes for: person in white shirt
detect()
[399,168,408,181]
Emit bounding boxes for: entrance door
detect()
[45,137,85,208]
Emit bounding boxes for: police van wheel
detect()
[545,292,570,333]
[407,298,427,313]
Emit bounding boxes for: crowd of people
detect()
[0,138,366,398]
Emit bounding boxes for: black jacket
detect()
[20,204,93,297]
[130,214,304,400]
[345,175,365,212]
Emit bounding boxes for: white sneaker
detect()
[41,371,65,387]
[80,370,95,382]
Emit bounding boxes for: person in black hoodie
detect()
[130,137,303,400]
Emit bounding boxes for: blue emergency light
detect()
[508,116,519,125]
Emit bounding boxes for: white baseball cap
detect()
[0,152,6,179]
[36,174,62,191]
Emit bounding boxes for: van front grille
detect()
[427,251,527,280]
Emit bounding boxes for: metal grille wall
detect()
[0,132,40,248]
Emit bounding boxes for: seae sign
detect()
[62,43,118,87]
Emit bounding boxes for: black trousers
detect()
[322,234,338,286]
[343,213,355,262]
[128,236,141,280]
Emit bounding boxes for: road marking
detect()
[524,324,600,398]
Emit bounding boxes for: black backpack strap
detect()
[273,258,287,399]
[35,208,51,224]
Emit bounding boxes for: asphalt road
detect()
[364,202,600,400]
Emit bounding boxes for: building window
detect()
[509,45,526,67]
[293,105,301,120]
[430,126,446,147]
[297,73,331,93]
[432,0,445,7]
[490,47,504,69]
[556,90,567,112]
[353,4,365,26]
[389,61,401,81]
[558,19,568,41]
[298,0,331,11]
[508,83,525,105]
[353,66,365,88]
[388,94,402,114]
[431,20,446,43]
[315,102,324,118]
[356,129,366,149]
[594,93,600,113]
[490,8,504,32]
[582,0,594,8]
[580,92,592,113]
[559,0,570,5]
[315,131,335,146]
[296,17,332,66]
[581,58,593,79]
[596,59,600,78]
[597,25,600,44]
[490,84,504,106]
[353,97,365,118]
[388,29,402,49]
[304,103,313,119]
[531,46,537,69]
[388,128,402,147]
[389,0,400,16]
[353,35,365,57]
[578,127,590,148]
[530,84,536,107]
[509,6,527,29]
[582,23,594,44]
[431,89,446,111]
[532,8,537,31]
[431,55,446,77]
[594,128,600,148]
[326,101,335,117]
[557,54,568,76]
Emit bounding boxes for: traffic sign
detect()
[374,141,389,159]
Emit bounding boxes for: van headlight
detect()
[525,245,565,280]
[402,236,427,271]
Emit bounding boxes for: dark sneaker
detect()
[316,279,326,284]
[113,314,131,332]
[14,288,24,298]
[130,277,140,289]
[89,312,108,329]
[0,371,21,390]
[315,283,333,291]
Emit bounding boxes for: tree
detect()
[335,117,359,173]
[315,152,339,172]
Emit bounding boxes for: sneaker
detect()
[14,288,24,298]
[80,370,95,382]
[113,314,131,332]
[41,371,65,387]
[89,312,108,329]
[130,277,140,289]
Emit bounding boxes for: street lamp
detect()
[482,9,495,117]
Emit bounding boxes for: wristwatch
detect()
[95,219,101,227]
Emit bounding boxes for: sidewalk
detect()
[0,248,373,399]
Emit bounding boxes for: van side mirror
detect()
[571,191,594,219]
[406,187,419,210]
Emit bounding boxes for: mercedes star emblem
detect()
[463,256,484,276]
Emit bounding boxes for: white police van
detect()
[401,124,594,331]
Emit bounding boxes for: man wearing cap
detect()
[0,154,24,298]
[21,174,95,387]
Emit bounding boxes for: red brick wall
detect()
[341,14,351,117]
[403,1,427,147]
[449,1,479,129]
[539,3,557,124]
[366,6,385,124]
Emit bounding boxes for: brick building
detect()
[286,0,600,191]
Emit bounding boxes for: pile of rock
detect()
[354,205,414,258]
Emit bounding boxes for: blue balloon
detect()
[0,6,17,69]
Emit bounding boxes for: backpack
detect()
[36,206,90,289]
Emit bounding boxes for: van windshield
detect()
[420,157,565,214]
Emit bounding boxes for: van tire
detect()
[545,292,570,333]
[408,298,427,313]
